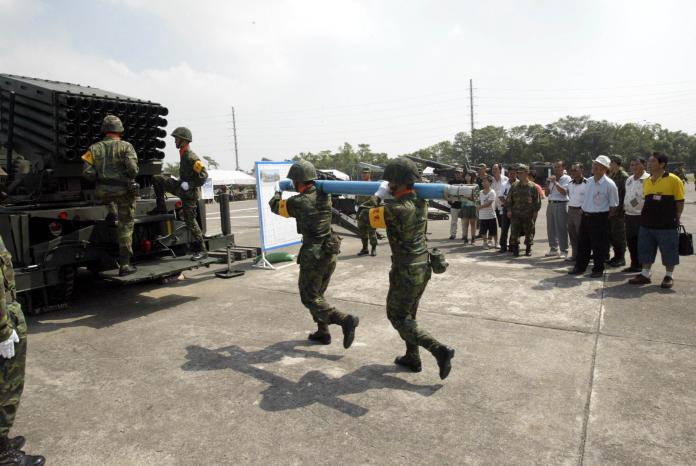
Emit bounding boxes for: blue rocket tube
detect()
[278,179,476,201]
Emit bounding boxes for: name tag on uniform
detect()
[653,195,662,201]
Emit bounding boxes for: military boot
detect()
[331,312,360,349]
[432,344,455,380]
[395,344,422,372]
[191,243,208,261]
[525,245,532,257]
[357,239,369,256]
[119,254,137,277]
[147,198,167,216]
[370,245,377,257]
[0,437,45,466]
[308,323,331,345]
[512,245,520,257]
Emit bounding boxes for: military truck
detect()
[0,74,234,312]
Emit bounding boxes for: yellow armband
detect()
[81,151,94,165]
[369,206,386,229]
[193,160,204,173]
[278,200,290,218]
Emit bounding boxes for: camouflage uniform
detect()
[356,194,380,252]
[368,157,454,379]
[82,134,138,265]
[151,147,207,246]
[608,161,629,264]
[507,174,542,253]
[0,235,27,441]
[269,160,358,348]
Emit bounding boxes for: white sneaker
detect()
[545,249,560,257]
[559,251,568,259]
[565,256,576,262]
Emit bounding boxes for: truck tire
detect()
[48,266,76,304]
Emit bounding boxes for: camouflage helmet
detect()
[287,159,317,183]
[383,157,420,185]
[101,115,124,133]
[171,127,193,142]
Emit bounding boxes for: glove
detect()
[274,181,281,194]
[374,180,392,200]
[180,181,190,191]
[0,330,19,359]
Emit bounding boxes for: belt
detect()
[548,200,568,203]
[391,252,429,265]
[582,211,608,217]
[568,206,581,209]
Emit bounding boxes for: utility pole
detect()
[231,106,240,171]
[469,78,475,164]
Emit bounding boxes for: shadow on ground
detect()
[182,339,442,417]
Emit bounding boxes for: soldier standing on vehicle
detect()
[607,155,629,267]
[270,160,360,348]
[356,167,380,256]
[367,158,455,380]
[507,164,542,257]
[0,235,46,466]
[82,115,139,276]
[149,127,209,260]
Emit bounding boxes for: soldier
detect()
[82,115,139,276]
[269,160,359,347]
[367,158,455,379]
[149,127,209,260]
[507,164,542,257]
[0,235,46,466]
[498,165,517,252]
[607,154,629,267]
[355,167,379,256]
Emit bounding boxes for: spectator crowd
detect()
[446,152,687,289]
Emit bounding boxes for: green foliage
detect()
[289,117,696,173]
[202,155,220,169]
[163,161,180,177]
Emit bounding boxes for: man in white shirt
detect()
[623,156,650,273]
[491,164,508,229]
[566,163,587,262]
[568,155,619,278]
[546,160,571,258]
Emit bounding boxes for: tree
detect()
[163,162,180,177]
[203,155,220,169]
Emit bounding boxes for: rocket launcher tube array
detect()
[278,179,479,202]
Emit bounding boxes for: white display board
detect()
[201,177,214,200]
[255,161,302,252]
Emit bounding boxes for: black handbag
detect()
[679,225,694,256]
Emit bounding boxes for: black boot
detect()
[334,314,359,349]
[395,344,422,372]
[308,323,331,345]
[147,198,167,215]
[432,345,455,380]
[525,245,532,256]
[357,239,369,256]
[7,437,24,451]
[498,245,507,253]
[512,245,520,257]
[0,437,45,466]
[191,243,208,261]
[370,245,377,257]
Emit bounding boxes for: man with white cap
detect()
[568,155,620,278]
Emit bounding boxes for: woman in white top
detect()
[478,175,498,248]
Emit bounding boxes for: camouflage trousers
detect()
[152,176,204,244]
[357,208,377,247]
[0,303,27,437]
[98,188,135,259]
[509,215,536,246]
[298,246,348,325]
[608,210,626,258]
[387,260,440,357]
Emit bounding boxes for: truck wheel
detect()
[49,266,76,304]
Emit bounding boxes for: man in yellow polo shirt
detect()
[628,151,685,289]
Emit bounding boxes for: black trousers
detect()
[575,212,610,273]
[499,207,511,249]
[625,214,641,268]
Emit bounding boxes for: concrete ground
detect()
[15,186,696,465]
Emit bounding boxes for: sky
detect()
[2,0,696,170]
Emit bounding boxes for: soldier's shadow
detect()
[182,340,443,418]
